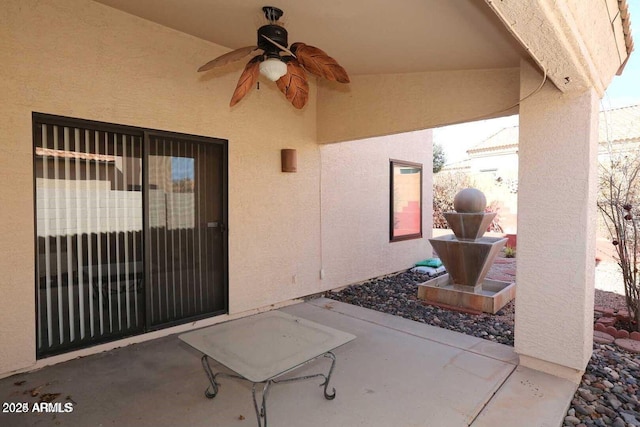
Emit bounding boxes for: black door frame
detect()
[143,130,229,331]
[32,112,229,357]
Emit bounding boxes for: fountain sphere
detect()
[453,188,487,213]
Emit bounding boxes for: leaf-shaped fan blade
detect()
[230,57,261,107]
[276,60,309,109]
[260,35,296,58]
[290,43,350,83]
[198,46,261,72]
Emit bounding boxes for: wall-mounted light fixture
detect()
[281,149,297,172]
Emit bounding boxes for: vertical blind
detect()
[147,135,226,326]
[34,116,227,357]
[35,122,144,355]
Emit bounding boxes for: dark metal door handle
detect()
[207,222,226,232]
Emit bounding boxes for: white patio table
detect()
[179,310,356,427]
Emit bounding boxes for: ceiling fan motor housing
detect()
[258,24,288,54]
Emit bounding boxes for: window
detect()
[390,160,422,241]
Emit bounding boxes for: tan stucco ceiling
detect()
[94,0,527,75]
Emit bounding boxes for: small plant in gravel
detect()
[598,149,640,332]
[503,246,516,258]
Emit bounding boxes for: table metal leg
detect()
[201,355,245,399]
[201,355,219,398]
[272,351,337,400]
[200,351,338,426]
[251,380,272,426]
[321,352,337,400]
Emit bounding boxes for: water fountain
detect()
[417,188,515,314]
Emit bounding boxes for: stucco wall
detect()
[321,131,433,287]
[0,0,433,376]
[515,60,598,381]
[565,0,628,90]
[485,0,628,95]
[0,0,322,374]
[316,68,520,143]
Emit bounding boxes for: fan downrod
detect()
[262,6,283,23]
[258,6,288,51]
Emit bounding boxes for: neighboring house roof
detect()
[440,159,471,172]
[467,126,519,156]
[466,104,640,156]
[599,104,640,144]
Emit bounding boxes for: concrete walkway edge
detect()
[311,298,577,427]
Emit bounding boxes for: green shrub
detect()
[503,246,516,258]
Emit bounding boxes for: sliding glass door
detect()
[146,134,227,327]
[34,115,227,357]
[34,122,144,354]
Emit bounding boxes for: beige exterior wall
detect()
[321,132,433,286]
[0,0,432,376]
[485,0,628,95]
[515,60,598,382]
[565,0,628,90]
[1,0,628,383]
[316,69,520,143]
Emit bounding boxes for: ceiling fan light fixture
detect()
[198,6,349,109]
[259,57,288,81]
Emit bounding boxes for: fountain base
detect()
[417,273,515,314]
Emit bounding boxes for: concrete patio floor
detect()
[0,298,577,427]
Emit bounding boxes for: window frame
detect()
[389,159,423,242]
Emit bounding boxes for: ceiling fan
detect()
[198,6,350,109]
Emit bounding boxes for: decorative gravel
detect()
[565,344,640,427]
[326,268,640,427]
[326,270,515,346]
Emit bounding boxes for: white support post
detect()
[515,60,598,383]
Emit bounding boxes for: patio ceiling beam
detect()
[485,0,629,96]
[316,67,520,144]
